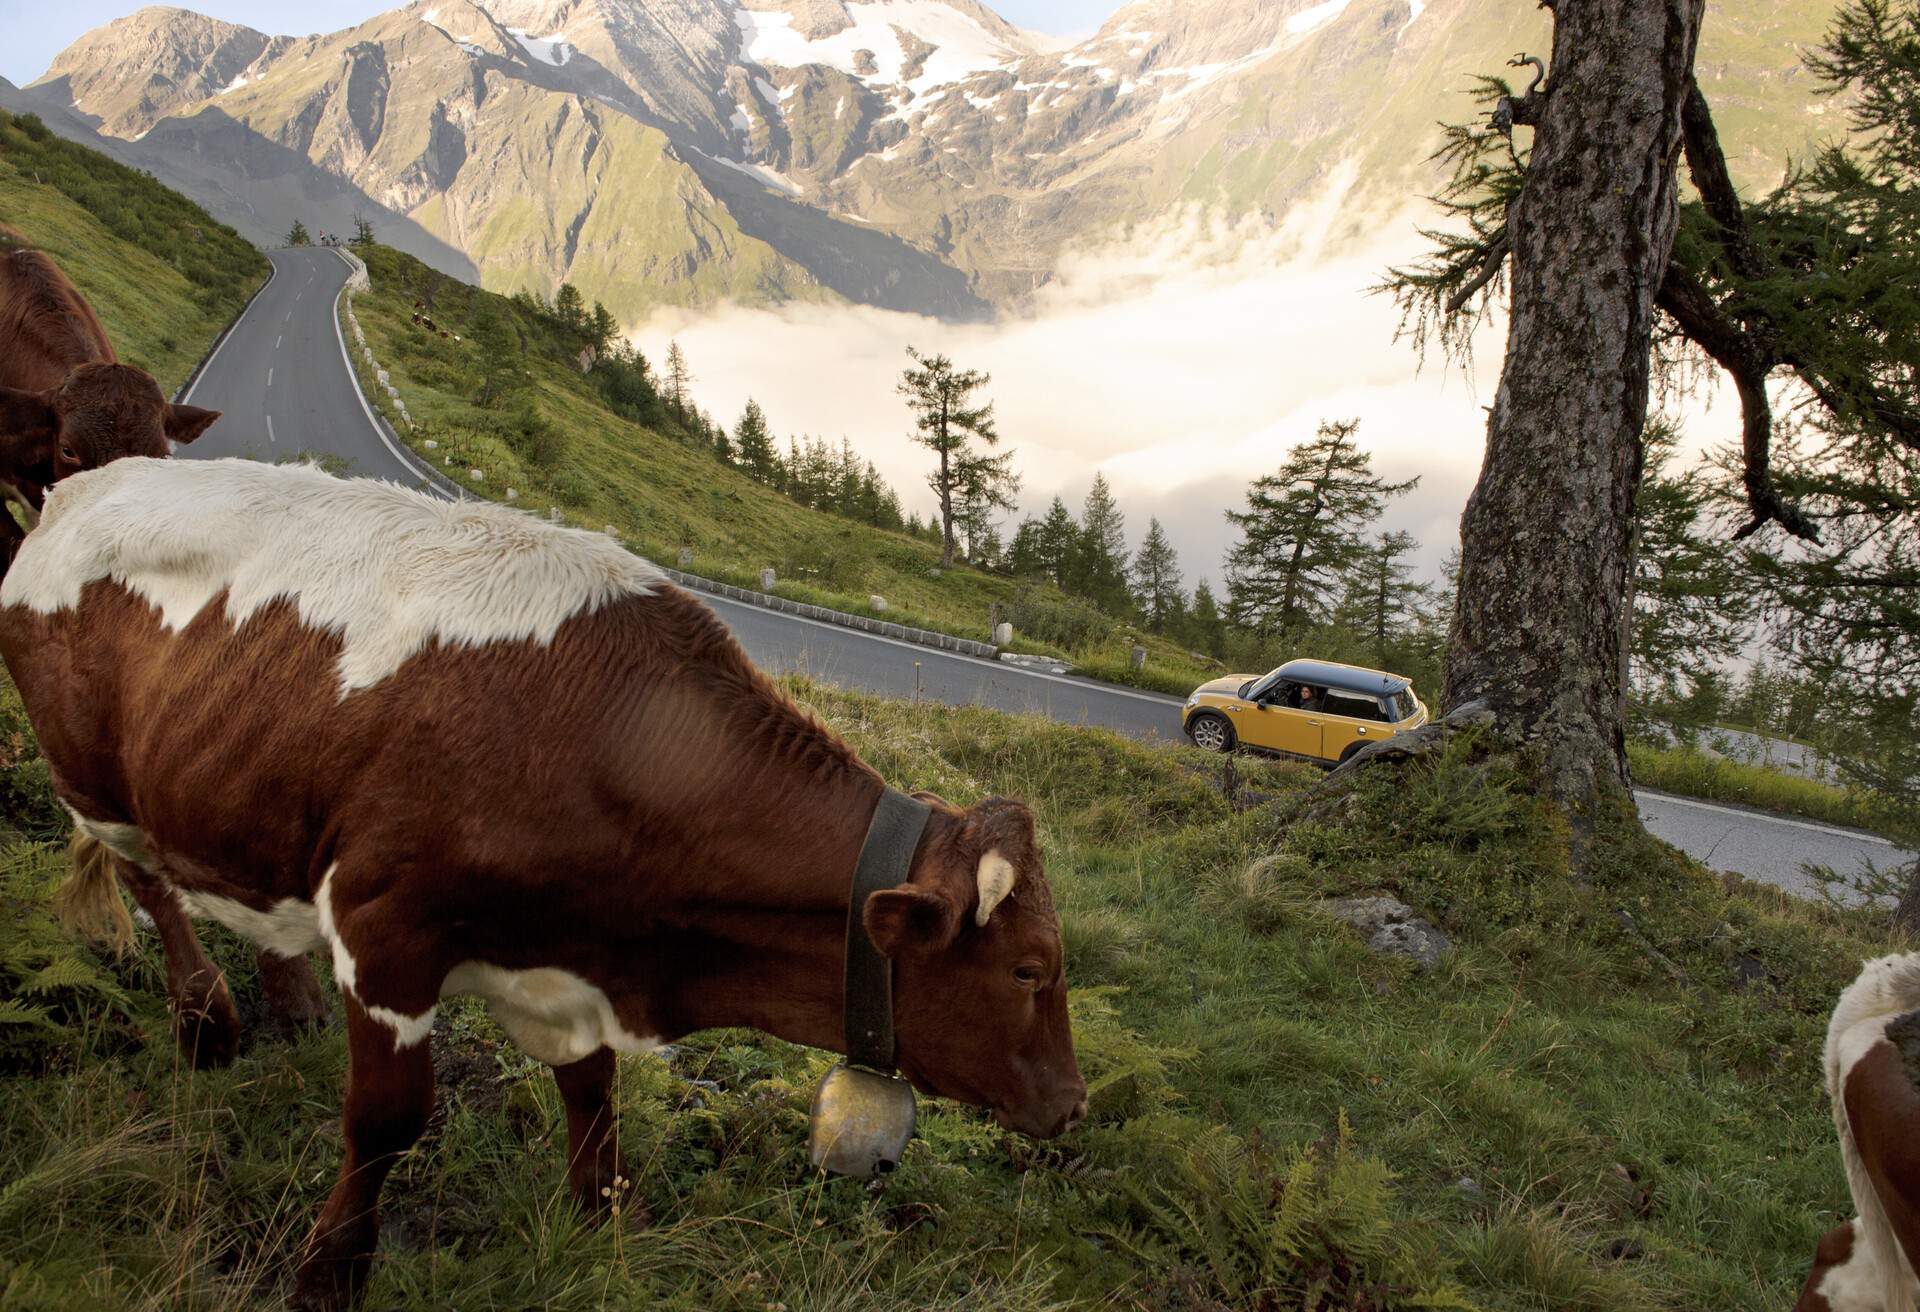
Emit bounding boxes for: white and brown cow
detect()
[1796,953,1920,1312]
[0,457,1086,1310]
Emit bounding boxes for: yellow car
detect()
[1183,658,1429,766]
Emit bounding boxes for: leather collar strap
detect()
[843,788,932,1072]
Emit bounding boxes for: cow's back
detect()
[0,459,704,904]
[0,224,115,392]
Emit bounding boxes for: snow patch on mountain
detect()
[507,28,571,65]
[734,0,1019,94]
[1287,0,1355,36]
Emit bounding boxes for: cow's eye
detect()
[57,443,77,463]
[1012,964,1045,989]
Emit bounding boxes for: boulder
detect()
[1325,896,1415,936]
[1322,895,1453,971]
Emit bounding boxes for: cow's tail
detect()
[55,832,134,957]
[1828,953,1920,1312]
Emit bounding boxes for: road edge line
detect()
[1634,787,1898,845]
[326,249,463,500]
[176,258,276,406]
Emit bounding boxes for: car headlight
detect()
[1185,696,1198,708]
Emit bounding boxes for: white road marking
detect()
[180,260,276,405]
[267,367,274,387]
[266,416,275,444]
[1634,788,1896,845]
[276,335,283,349]
[696,590,1186,710]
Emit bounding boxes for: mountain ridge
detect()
[21,0,1843,322]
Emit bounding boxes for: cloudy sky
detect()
[2,0,1130,85]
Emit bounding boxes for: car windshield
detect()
[1389,689,1417,721]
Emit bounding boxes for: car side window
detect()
[1323,692,1387,722]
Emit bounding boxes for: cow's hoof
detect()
[291,1252,370,1312]
[176,979,242,1069]
[259,952,333,1033]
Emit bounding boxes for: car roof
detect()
[1274,659,1411,698]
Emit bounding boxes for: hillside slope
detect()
[0,674,1886,1309]
[0,106,267,392]
[345,239,1219,687]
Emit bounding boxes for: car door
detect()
[1320,692,1388,761]
[1245,686,1323,758]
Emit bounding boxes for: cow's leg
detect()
[257,949,332,1032]
[552,1047,625,1214]
[113,856,240,1068]
[293,993,434,1311]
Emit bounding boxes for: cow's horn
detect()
[975,851,1016,927]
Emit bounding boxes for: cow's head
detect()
[865,795,1086,1139]
[0,363,218,510]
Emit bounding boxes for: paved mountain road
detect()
[178,248,1915,896]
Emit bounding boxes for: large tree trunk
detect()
[1445,0,1705,832]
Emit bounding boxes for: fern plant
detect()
[1110,1112,1479,1310]
[0,843,149,1071]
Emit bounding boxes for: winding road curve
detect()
[179,248,1915,896]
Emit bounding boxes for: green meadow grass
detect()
[0,673,1890,1310]
[0,109,268,394]
[341,243,1224,697]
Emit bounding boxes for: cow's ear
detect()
[164,403,220,444]
[0,387,57,447]
[864,886,962,957]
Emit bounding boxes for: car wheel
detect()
[1189,713,1235,754]
[1338,741,1368,765]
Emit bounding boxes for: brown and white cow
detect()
[0,224,220,522]
[0,456,1085,1309]
[1796,953,1920,1312]
[0,225,332,1046]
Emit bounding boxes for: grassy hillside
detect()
[344,242,1237,699]
[0,669,1887,1310]
[0,108,268,393]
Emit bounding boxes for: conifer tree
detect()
[286,219,311,247]
[1630,425,1755,723]
[1224,420,1417,636]
[664,341,693,418]
[1074,473,1131,611]
[1131,518,1185,632]
[1188,578,1226,659]
[733,401,780,485]
[899,348,1014,568]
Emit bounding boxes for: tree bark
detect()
[1445,0,1706,831]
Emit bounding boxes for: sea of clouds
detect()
[633,169,1736,591]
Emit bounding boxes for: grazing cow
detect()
[0,457,1085,1310]
[0,224,327,1044]
[1796,953,1920,1312]
[0,224,220,521]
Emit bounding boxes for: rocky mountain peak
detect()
[17,0,1837,322]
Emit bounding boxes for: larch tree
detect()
[1224,420,1417,638]
[898,348,1012,568]
[664,341,693,418]
[1628,425,1756,725]
[1381,0,1708,831]
[1339,530,1428,670]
